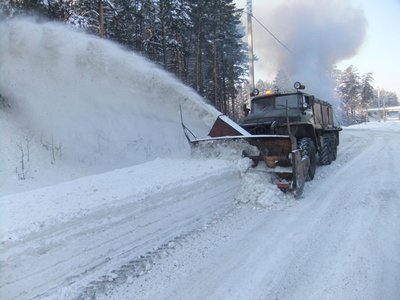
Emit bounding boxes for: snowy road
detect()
[97,123,400,300]
[3,18,399,300]
[1,122,400,300]
[0,159,242,299]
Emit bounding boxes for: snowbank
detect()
[0,18,220,193]
[0,158,238,243]
[0,157,246,299]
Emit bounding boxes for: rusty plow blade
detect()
[241,135,307,198]
[181,113,308,198]
[189,135,307,198]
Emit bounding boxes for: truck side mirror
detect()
[309,96,315,107]
[243,104,250,116]
[305,96,314,109]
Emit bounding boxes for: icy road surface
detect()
[96,122,400,300]
[1,121,400,300]
[0,159,243,299]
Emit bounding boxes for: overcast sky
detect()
[235,0,400,97]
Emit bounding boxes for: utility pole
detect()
[378,88,381,122]
[247,0,255,92]
[98,0,104,38]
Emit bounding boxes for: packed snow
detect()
[91,120,400,300]
[1,18,400,300]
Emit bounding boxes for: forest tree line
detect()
[1,0,248,116]
[237,66,398,124]
[336,65,398,123]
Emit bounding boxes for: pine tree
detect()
[186,0,246,112]
[337,65,360,119]
[158,0,192,77]
[216,1,247,115]
[1,0,16,16]
[378,89,399,108]
[272,69,291,93]
[72,0,117,37]
[360,72,374,109]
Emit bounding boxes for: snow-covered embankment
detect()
[0,158,243,299]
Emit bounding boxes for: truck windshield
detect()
[251,94,300,115]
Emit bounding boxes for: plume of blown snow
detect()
[253,0,367,103]
[0,18,219,170]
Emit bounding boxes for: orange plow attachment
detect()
[182,114,307,198]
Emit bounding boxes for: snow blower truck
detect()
[181,82,342,198]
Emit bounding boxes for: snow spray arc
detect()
[0,18,219,170]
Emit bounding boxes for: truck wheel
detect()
[319,134,332,165]
[330,134,337,161]
[298,138,316,181]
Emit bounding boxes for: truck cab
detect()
[240,83,342,180]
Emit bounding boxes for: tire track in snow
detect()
[96,126,400,300]
[0,162,241,300]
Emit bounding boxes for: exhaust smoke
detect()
[253,0,367,101]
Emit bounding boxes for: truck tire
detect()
[319,134,332,165]
[330,134,337,161]
[298,137,316,181]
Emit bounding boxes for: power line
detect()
[243,11,293,54]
